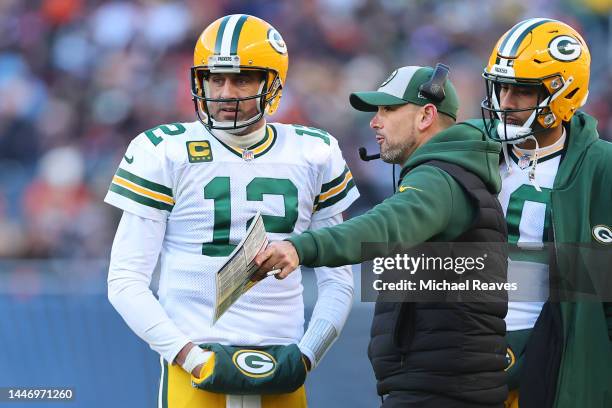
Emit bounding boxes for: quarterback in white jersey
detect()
[105,14,358,408]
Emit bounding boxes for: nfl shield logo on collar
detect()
[518,154,531,169]
[242,149,254,161]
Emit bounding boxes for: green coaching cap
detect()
[350,65,459,119]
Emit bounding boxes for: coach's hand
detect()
[253,241,299,281]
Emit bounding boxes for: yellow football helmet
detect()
[481,18,590,142]
[191,14,288,131]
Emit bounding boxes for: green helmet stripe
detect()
[230,15,249,55]
[498,20,529,55]
[508,19,554,57]
[498,18,554,57]
[214,15,231,55]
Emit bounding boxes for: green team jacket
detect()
[533,112,612,408]
[453,112,611,407]
[288,121,502,267]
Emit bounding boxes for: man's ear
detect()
[417,104,438,131]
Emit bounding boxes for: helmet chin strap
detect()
[496,122,534,143]
[203,80,267,134]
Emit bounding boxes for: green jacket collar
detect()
[554,111,599,189]
[399,122,502,194]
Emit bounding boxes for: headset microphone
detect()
[358,147,380,161]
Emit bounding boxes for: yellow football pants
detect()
[505,390,519,408]
[159,358,308,408]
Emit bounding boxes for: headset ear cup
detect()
[418,63,449,102]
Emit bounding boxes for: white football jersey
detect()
[498,134,565,331]
[104,121,359,346]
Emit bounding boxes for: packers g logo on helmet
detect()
[191,15,289,131]
[267,28,287,55]
[481,18,591,142]
[548,35,582,62]
[232,350,277,378]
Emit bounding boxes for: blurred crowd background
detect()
[0,0,610,259]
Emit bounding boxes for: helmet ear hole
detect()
[565,88,579,99]
[544,113,556,126]
[550,78,563,90]
[264,74,282,114]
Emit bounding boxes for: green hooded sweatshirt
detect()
[518,112,611,408]
[470,111,612,408]
[288,121,502,267]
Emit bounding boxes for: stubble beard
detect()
[380,139,415,165]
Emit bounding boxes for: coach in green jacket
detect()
[255,65,509,407]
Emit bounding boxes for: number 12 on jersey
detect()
[202,177,298,257]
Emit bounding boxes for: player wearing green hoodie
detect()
[481,18,612,408]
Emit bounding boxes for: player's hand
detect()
[252,241,299,281]
[175,342,212,378]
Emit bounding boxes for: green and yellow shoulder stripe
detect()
[313,165,355,212]
[109,168,174,212]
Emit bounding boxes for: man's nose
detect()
[499,89,517,110]
[370,113,382,129]
[219,82,238,99]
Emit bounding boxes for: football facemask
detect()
[191,14,288,132]
[481,18,590,144]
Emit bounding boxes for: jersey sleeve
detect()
[298,213,353,369]
[312,138,360,221]
[104,134,175,222]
